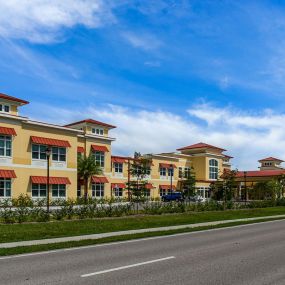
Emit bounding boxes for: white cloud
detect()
[26,102,285,171]
[122,32,162,50]
[0,0,116,43]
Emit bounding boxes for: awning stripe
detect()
[91,145,109,152]
[30,176,71,184]
[31,136,71,147]
[0,126,17,136]
[92,176,109,183]
[0,170,16,178]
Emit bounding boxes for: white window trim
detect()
[0,103,11,114]
[0,135,12,158]
[0,178,12,198]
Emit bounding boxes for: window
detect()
[159,188,168,196]
[52,184,66,198]
[264,162,272,166]
[160,167,166,176]
[92,128,104,136]
[0,104,10,113]
[32,144,47,160]
[178,167,183,178]
[0,135,12,157]
[94,151,105,167]
[209,159,219,179]
[114,187,123,197]
[114,162,123,173]
[0,178,11,197]
[92,183,104,197]
[184,167,191,178]
[146,167,151,175]
[52,147,66,162]
[32,184,47,198]
[168,168,174,177]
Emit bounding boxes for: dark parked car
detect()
[161,192,184,202]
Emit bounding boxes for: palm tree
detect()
[77,154,102,202]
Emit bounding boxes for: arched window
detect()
[209,159,218,179]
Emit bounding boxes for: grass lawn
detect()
[1,207,285,243]
[0,217,284,256]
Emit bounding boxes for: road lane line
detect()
[81,256,176,277]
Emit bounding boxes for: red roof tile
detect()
[92,176,109,183]
[0,170,16,178]
[30,176,71,184]
[64,119,116,129]
[236,170,285,178]
[160,185,176,190]
[111,183,126,189]
[0,93,29,105]
[159,163,177,169]
[31,136,71,147]
[77,146,85,153]
[111,156,127,163]
[0,126,17,136]
[91,145,109,152]
[258,157,284,162]
[177,142,226,152]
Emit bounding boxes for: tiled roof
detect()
[177,142,226,152]
[0,170,16,178]
[0,126,17,136]
[0,93,29,105]
[31,136,71,147]
[159,185,176,190]
[159,163,177,169]
[92,176,109,183]
[77,146,85,153]
[258,157,284,162]
[236,170,285,178]
[30,176,71,184]
[64,119,116,129]
[91,145,109,152]
[111,183,126,189]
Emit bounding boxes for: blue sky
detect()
[1,0,285,169]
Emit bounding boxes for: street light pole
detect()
[244,171,247,203]
[46,147,51,213]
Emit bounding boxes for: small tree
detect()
[181,167,196,198]
[127,152,152,203]
[77,154,102,202]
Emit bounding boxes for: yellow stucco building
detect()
[0,92,232,200]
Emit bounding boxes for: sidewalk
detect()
[1,214,285,249]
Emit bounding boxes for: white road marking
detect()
[81,256,176,277]
[0,218,284,261]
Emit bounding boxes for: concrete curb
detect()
[1,214,285,249]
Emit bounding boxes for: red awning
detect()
[160,185,176,190]
[31,136,71,147]
[145,183,155,189]
[0,126,17,136]
[0,170,16,178]
[91,145,109,152]
[77,146,85,153]
[111,183,126,189]
[92,176,109,183]
[30,176,71,184]
[111,157,127,163]
[159,163,177,169]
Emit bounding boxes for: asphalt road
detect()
[1,219,285,285]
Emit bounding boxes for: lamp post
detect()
[46,147,51,213]
[170,164,173,196]
[244,171,247,203]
